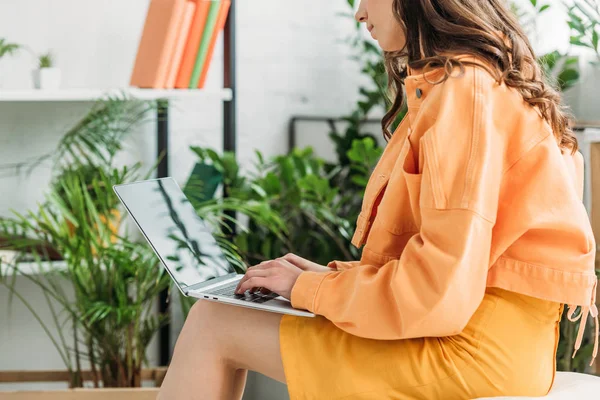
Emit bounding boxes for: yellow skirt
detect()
[279,287,562,400]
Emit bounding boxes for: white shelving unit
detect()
[0,0,237,366]
[0,88,233,102]
[11,261,68,276]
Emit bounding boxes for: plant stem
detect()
[301,209,354,260]
[126,324,133,386]
[88,337,100,388]
[72,317,83,388]
[42,289,73,372]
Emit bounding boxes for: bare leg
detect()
[158,299,286,400]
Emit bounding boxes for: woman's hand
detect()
[281,253,333,273]
[235,257,303,300]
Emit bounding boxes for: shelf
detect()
[576,128,600,143]
[0,87,233,102]
[5,261,68,276]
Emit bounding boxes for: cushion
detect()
[474,372,600,399]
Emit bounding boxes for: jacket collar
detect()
[403,54,481,109]
[404,66,446,109]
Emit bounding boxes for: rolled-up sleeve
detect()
[292,208,494,339]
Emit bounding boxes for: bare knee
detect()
[186,300,232,332]
[183,300,238,351]
[184,300,247,365]
[181,301,222,343]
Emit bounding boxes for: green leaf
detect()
[261,238,272,259]
[351,175,369,186]
[558,68,580,91]
[255,150,265,165]
[565,56,580,66]
[280,157,295,185]
[250,182,268,198]
[570,37,592,48]
[593,29,599,50]
[530,0,537,7]
[539,4,550,13]
[0,38,20,58]
[558,68,580,83]
[538,50,559,70]
[263,173,282,194]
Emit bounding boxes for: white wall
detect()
[0,0,364,397]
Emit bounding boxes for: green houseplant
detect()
[0,94,285,391]
[32,51,61,89]
[185,138,381,269]
[0,96,167,389]
[0,167,170,388]
[564,0,600,121]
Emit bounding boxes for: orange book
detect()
[197,0,231,88]
[130,0,187,88]
[175,0,211,89]
[165,1,196,89]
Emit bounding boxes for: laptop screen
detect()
[114,178,235,290]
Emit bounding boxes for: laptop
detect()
[113,177,314,318]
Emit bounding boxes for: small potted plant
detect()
[32,51,61,89]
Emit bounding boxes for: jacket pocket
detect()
[378,137,422,236]
[402,140,423,229]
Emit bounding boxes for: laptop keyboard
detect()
[205,281,279,304]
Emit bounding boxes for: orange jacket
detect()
[290,58,599,362]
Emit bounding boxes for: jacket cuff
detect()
[291,271,332,312]
[327,260,356,271]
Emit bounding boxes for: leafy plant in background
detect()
[186,142,381,268]
[538,50,580,92]
[510,0,581,92]
[509,0,551,38]
[38,51,54,69]
[0,95,259,386]
[566,0,600,64]
[0,38,20,60]
[556,266,600,372]
[0,168,169,388]
[0,96,165,387]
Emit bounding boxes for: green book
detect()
[189,0,221,88]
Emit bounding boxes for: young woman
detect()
[159,0,599,398]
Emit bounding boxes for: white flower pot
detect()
[32,67,61,90]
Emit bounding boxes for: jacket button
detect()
[416,88,422,98]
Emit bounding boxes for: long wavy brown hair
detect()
[382,0,577,154]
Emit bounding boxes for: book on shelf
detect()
[131,0,231,90]
[165,1,197,89]
[175,0,212,89]
[130,0,188,88]
[188,1,221,88]
[196,0,231,89]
